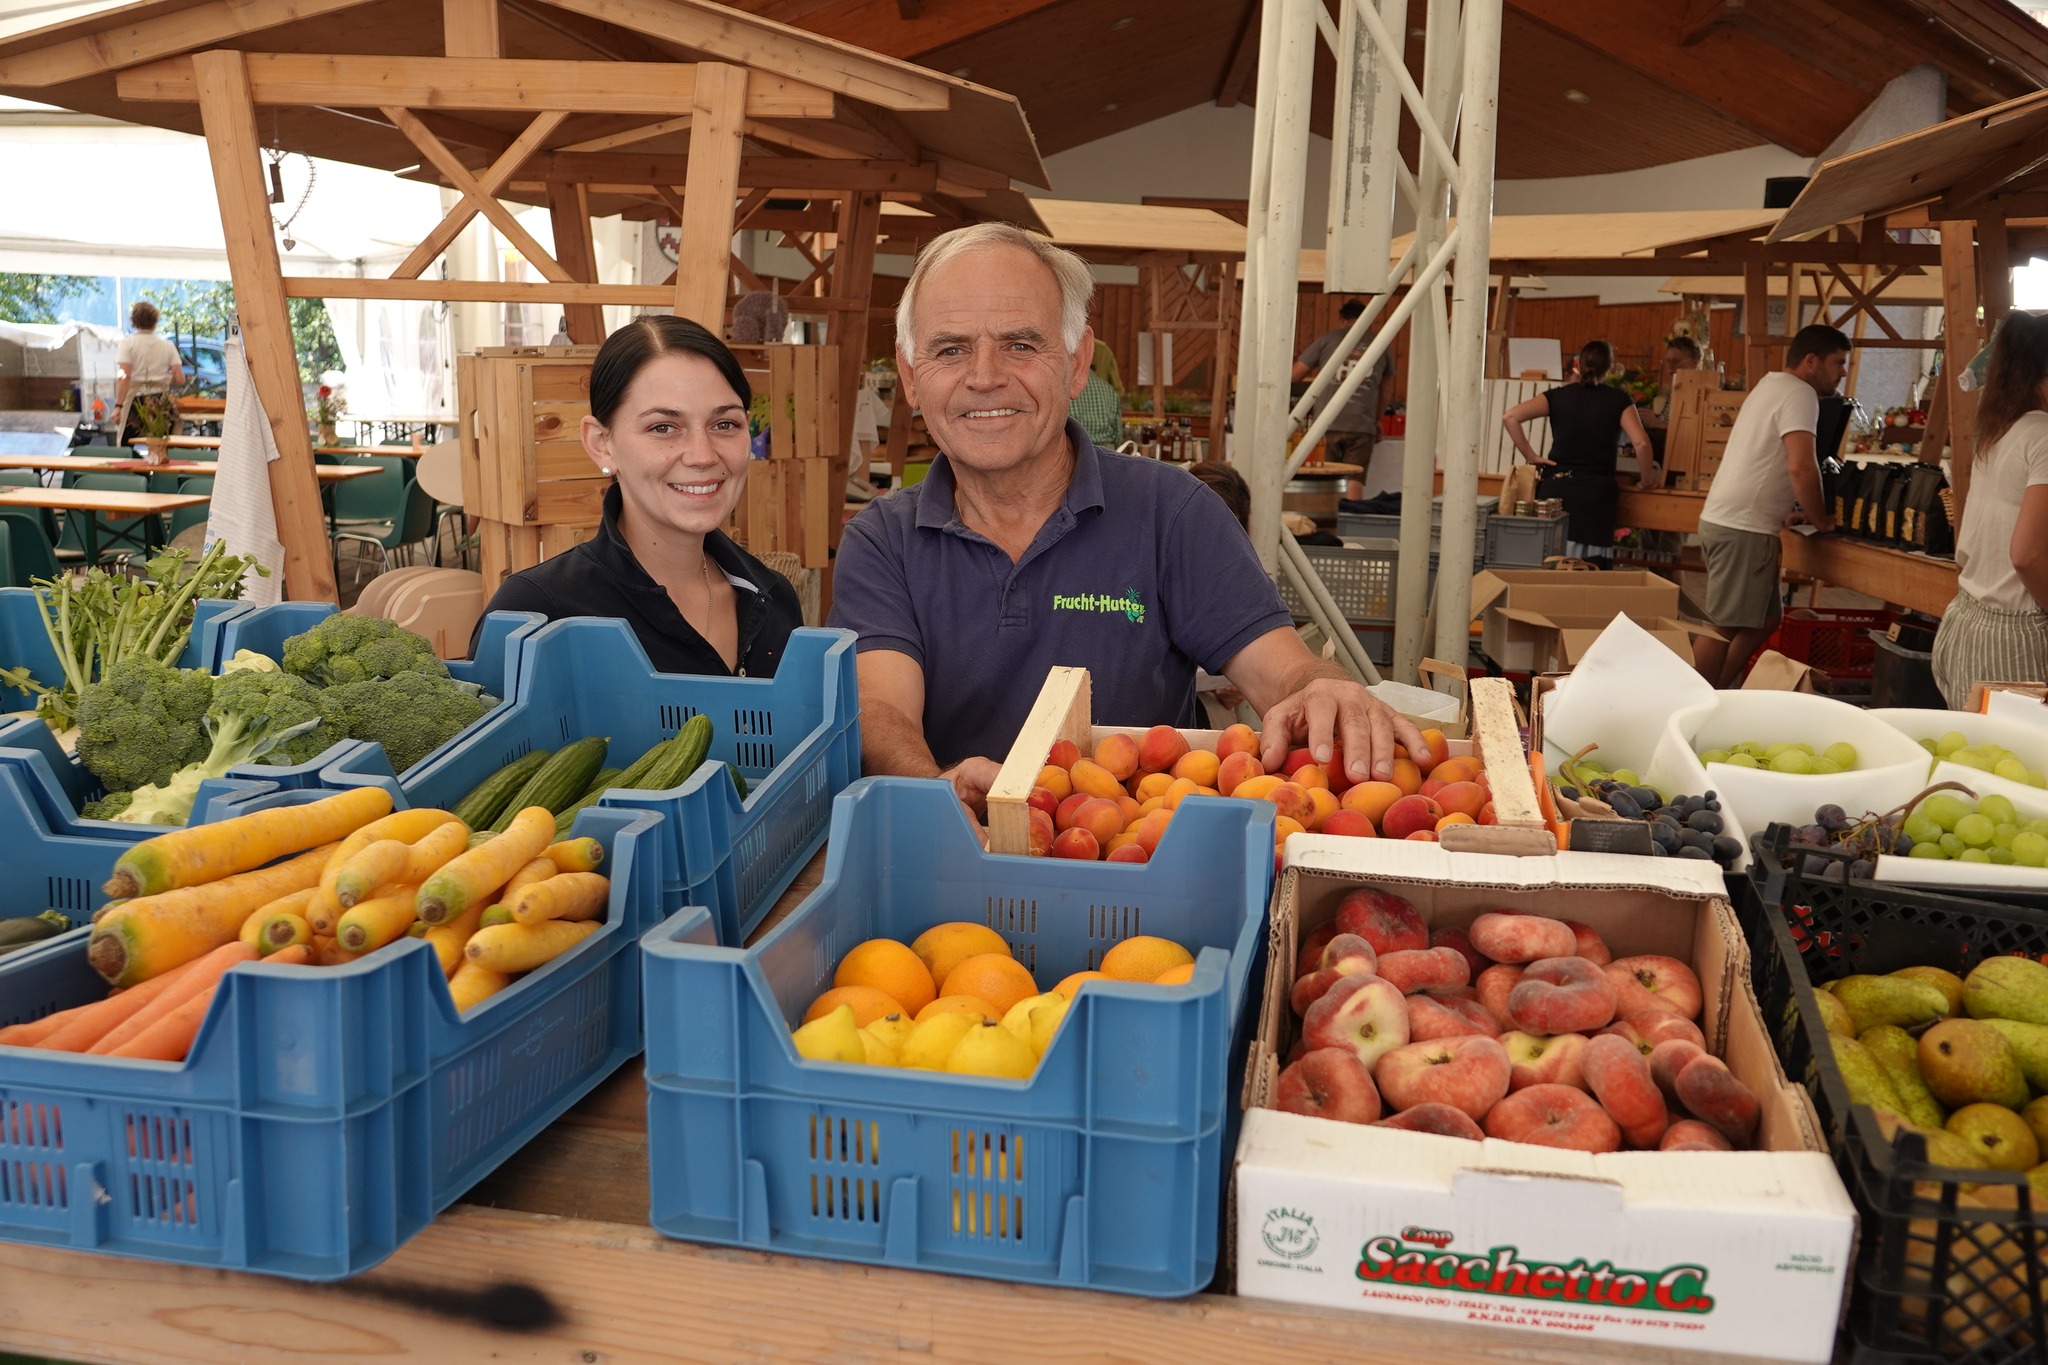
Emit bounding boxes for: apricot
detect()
[1038,765,1072,800]
[1104,831,1142,855]
[1114,794,1143,828]
[1172,749,1220,787]
[1106,842,1150,864]
[1131,808,1174,854]
[1388,758,1422,796]
[1233,774,1284,802]
[1320,809,1376,838]
[1069,758,1124,800]
[1053,792,1090,831]
[1133,771,1175,802]
[1304,787,1340,832]
[1418,728,1452,771]
[1292,763,1329,791]
[1071,797,1124,845]
[1381,794,1443,839]
[1161,776,1203,810]
[1093,733,1140,782]
[1273,815,1306,843]
[1216,723,1259,759]
[1434,812,1476,831]
[1047,739,1081,770]
[1136,724,1189,774]
[1026,785,1059,818]
[1216,750,1263,796]
[1050,828,1100,861]
[1282,749,1319,777]
[1433,781,1488,819]
[1027,808,1055,857]
[1340,780,1402,825]
[1430,756,1482,786]
[1137,795,1167,817]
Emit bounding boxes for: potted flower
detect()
[309,384,344,447]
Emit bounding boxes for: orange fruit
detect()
[916,994,1000,1022]
[834,938,937,1017]
[909,922,1011,990]
[1052,969,1110,997]
[1304,786,1340,832]
[1153,962,1197,986]
[1099,935,1194,982]
[940,954,1040,1016]
[1133,772,1175,802]
[804,985,906,1027]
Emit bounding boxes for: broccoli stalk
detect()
[108,687,325,827]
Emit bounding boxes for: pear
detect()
[2029,1161,2048,1205]
[1962,955,2048,1025]
[1976,1018,2048,1092]
[1832,974,1950,1035]
[1919,1018,2030,1110]
[1873,1110,1985,1171]
[791,1004,866,1064]
[1947,1103,2042,1173]
[1810,987,1857,1038]
[944,1019,1037,1079]
[1860,1025,1948,1130]
[1830,1034,1906,1115]
[1891,965,1966,1016]
[2023,1096,2048,1157]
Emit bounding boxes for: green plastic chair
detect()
[168,475,213,542]
[0,508,62,585]
[0,471,39,488]
[335,478,435,578]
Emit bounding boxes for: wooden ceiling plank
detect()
[517,150,938,189]
[444,0,502,56]
[1932,140,2048,218]
[0,0,368,87]
[539,0,955,111]
[744,115,893,159]
[502,0,679,61]
[385,103,574,280]
[1677,0,1739,46]
[557,114,694,152]
[834,100,920,161]
[116,52,836,117]
[1216,0,1260,106]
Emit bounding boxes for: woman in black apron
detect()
[1501,340,1657,565]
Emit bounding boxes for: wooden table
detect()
[0,455,374,483]
[0,850,1785,1365]
[0,487,209,562]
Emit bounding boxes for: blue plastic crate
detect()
[0,588,245,714]
[0,773,687,1279]
[639,777,1274,1296]
[0,717,276,838]
[322,620,860,947]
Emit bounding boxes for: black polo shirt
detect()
[480,483,802,678]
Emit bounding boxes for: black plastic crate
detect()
[1748,831,2048,1363]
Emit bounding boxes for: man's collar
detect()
[916,418,1107,531]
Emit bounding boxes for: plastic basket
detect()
[0,588,245,714]
[1770,607,1890,680]
[1482,512,1569,568]
[1747,830,2048,1362]
[0,715,276,839]
[1276,538,1397,624]
[1335,497,1488,562]
[320,620,859,948]
[640,777,1275,1296]
[0,775,681,1280]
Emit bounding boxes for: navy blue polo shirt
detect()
[829,420,1292,768]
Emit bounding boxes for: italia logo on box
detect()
[1355,1234,1715,1314]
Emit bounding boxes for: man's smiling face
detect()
[900,243,1092,478]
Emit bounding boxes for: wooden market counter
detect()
[1615,488,1958,618]
[0,854,1785,1365]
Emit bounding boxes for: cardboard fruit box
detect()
[1233,839,1855,1363]
[1470,568,1716,674]
[983,669,1550,858]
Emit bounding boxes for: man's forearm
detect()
[861,698,943,778]
[1791,459,1829,523]
[1245,651,1349,716]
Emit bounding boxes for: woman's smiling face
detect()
[583,351,752,538]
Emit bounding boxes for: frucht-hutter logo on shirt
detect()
[1051,589,1146,624]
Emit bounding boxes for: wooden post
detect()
[193,49,335,604]
[1147,263,1166,422]
[673,62,748,328]
[831,191,881,481]
[546,181,607,344]
[1208,257,1234,457]
[1979,214,2013,331]
[442,0,501,56]
[1940,221,1984,522]
[1742,259,1769,389]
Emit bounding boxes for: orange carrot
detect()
[33,952,211,1053]
[86,943,256,1055]
[109,946,310,1063]
[0,1002,97,1048]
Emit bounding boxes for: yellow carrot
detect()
[335,887,420,954]
[502,856,555,903]
[312,935,357,967]
[422,900,487,977]
[478,905,514,927]
[508,872,609,925]
[89,844,338,987]
[238,907,271,952]
[106,787,390,899]
[543,838,604,874]
[333,840,412,909]
[447,960,512,1013]
[307,807,456,930]
[463,919,600,973]
[256,912,312,955]
[401,818,471,884]
[417,807,555,924]
[239,887,319,949]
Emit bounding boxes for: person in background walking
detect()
[1294,299,1394,498]
[1501,339,1655,568]
[114,301,184,448]
[1932,311,2048,707]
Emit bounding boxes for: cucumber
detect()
[489,736,609,832]
[452,747,553,829]
[729,763,748,799]
[0,909,70,957]
[641,715,714,792]
[578,767,625,800]
[609,738,675,791]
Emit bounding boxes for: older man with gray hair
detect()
[827,222,1423,815]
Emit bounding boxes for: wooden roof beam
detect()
[1930,141,2048,219]
[445,0,503,57]
[386,104,572,280]
[116,53,837,118]
[0,0,366,87]
[391,109,566,278]
[1678,0,1739,46]
[538,0,955,110]
[1507,0,1867,155]
[501,151,941,190]
[555,115,694,153]
[502,0,680,62]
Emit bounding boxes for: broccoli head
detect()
[320,671,489,773]
[73,656,214,793]
[281,614,450,688]
[82,789,135,821]
[209,670,345,766]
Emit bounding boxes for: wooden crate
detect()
[1664,371,1746,492]
[458,342,843,594]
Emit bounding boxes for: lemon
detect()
[866,1012,914,1053]
[859,1027,900,1066]
[900,1011,979,1070]
[944,1019,1037,1079]
[791,1004,865,1064]
[999,991,1068,1046]
[1026,996,1071,1057]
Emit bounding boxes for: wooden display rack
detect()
[457,342,842,594]
[1663,370,1746,492]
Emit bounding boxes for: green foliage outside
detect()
[0,273,96,325]
[138,280,342,383]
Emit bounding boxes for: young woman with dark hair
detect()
[481,315,802,677]
[1500,339,1656,564]
[1931,311,2048,706]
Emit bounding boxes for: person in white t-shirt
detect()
[1692,324,1848,687]
[1931,312,2048,707]
[114,300,185,447]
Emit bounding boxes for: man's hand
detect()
[1256,677,1428,786]
[940,756,1003,817]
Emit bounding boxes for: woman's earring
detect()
[601,466,614,476]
